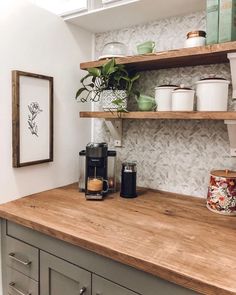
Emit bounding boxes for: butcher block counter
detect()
[0,183,236,295]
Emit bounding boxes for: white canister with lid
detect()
[155,85,178,111]
[184,30,206,48]
[195,77,230,111]
[172,85,195,111]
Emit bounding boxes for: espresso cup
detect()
[87,177,109,194]
[136,94,156,111]
[137,41,155,54]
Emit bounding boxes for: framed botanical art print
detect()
[12,70,53,167]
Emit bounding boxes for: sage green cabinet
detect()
[2,220,199,295]
[40,251,91,295]
[92,275,138,295]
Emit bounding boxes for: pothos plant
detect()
[76,58,140,112]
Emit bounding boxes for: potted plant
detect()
[76,58,140,112]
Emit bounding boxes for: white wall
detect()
[0,0,92,203]
[0,0,93,292]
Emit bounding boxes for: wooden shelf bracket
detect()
[228,53,236,98]
[225,120,236,156]
[104,119,122,147]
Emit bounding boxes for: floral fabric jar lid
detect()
[211,170,236,178]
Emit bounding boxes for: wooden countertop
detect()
[0,184,235,295]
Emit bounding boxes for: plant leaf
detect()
[85,83,94,88]
[121,76,131,82]
[102,58,115,75]
[76,87,86,98]
[131,74,140,82]
[92,76,96,83]
[112,98,124,105]
[117,108,129,113]
[88,68,101,77]
[80,73,91,83]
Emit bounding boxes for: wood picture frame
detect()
[12,70,53,167]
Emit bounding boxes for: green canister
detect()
[207,0,219,45]
[219,0,236,42]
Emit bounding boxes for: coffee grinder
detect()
[84,143,110,200]
[120,162,137,198]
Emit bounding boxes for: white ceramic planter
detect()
[172,86,195,111]
[101,90,127,111]
[195,78,230,111]
[155,85,177,111]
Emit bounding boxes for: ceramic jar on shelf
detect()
[171,85,195,111]
[155,85,177,111]
[207,170,236,215]
[195,77,230,111]
[184,30,206,48]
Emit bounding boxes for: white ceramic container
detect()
[155,85,177,111]
[184,30,206,48]
[172,86,195,111]
[195,78,230,111]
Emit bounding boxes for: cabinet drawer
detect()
[6,236,39,281]
[92,275,138,295]
[7,267,38,295]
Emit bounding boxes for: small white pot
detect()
[195,78,230,111]
[184,36,206,48]
[172,86,195,111]
[101,90,127,111]
[155,85,177,111]
[184,30,206,48]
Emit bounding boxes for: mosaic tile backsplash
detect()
[93,11,236,197]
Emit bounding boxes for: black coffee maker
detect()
[79,143,116,200]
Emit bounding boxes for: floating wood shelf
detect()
[80,111,236,155]
[80,111,236,120]
[80,42,236,71]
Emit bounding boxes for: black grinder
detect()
[120,162,137,198]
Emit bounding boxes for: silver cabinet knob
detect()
[79,287,86,295]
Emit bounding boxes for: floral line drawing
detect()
[27,102,43,137]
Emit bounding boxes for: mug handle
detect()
[102,180,109,194]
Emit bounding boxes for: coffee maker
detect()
[79,143,116,200]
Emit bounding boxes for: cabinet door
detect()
[40,251,91,295]
[92,275,138,295]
